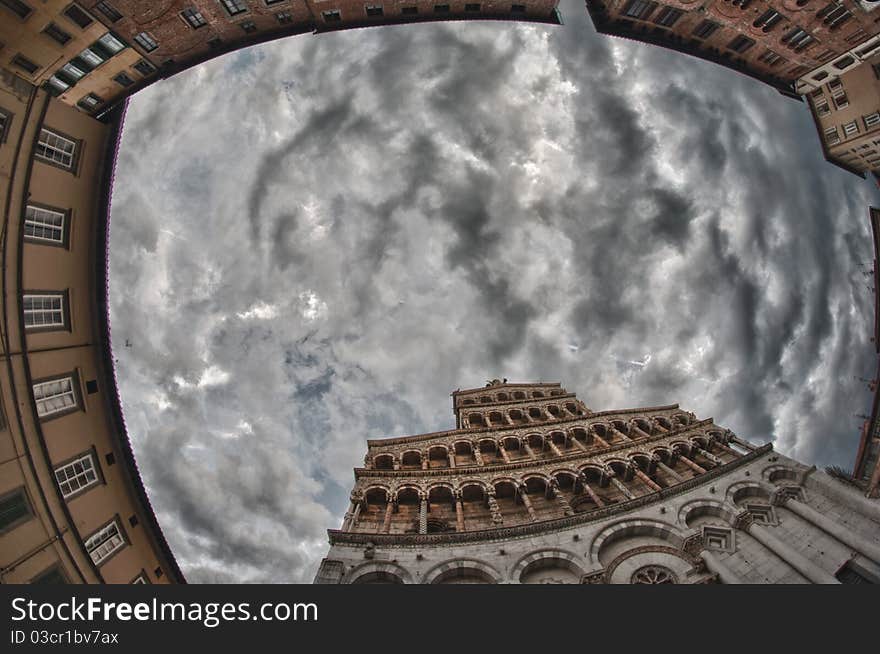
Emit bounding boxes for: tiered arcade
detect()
[315,381,880,583]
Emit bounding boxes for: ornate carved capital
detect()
[682,532,705,557]
[581,570,606,584]
[733,510,754,531]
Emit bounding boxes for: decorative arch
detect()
[678,499,737,529]
[422,558,501,584]
[589,518,685,565]
[347,561,413,584]
[726,480,773,506]
[512,548,586,584]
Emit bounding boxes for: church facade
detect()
[315,380,880,583]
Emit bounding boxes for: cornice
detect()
[329,444,773,547]
[366,403,684,448]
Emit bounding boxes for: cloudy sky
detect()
[108,0,880,583]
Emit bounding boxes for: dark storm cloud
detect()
[109,0,880,582]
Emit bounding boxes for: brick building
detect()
[1,0,561,119]
[314,380,880,583]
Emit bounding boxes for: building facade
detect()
[583,0,880,178]
[314,380,880,583]
[1,0,561,121]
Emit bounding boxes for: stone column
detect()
[610,425,631,441]
[653,421,669,433]
[730,435,757,452]
[654,458,685,483]
[783,497,880,564]
[676,453,707,475]
[473,446,484,466]
[455,492,465,532]
[700,550,744,584]
[341,500,357,531]
[608,474,636,500]
[499,443,511,463]
[522,440,538,459]
[350,500,362,531]
[694,446,723,466]
[418,496,428,535]
[519,486,538,522]
[579,475,605,508]
[712,441,741,458]
[803,470,880,524]
[448,450,456,469]
[382,499,394,534]
[421,452,428,470]
[551,481,574,516]
[592,432,611,448]
[548,439,563,457]
[487,490,503,525]
[631,425,651,439]
[571,437,587,452]
[740,516,838,584]
[633,468,662,492]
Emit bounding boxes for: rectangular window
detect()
[63,4,94,28]
[181,7,207,28]
[757,50,782,66]
[33,376,78,418]
[834,93,849,109]
[31,566,68,584]
[0,488,32,533]
[833,55,855,71]
[84,519,126,566]
[77,47,105,69]
[0,107,10,144]
[46,76,70,96]
[401,5,417,13]
[365,4,383,15]
[132,59,156,76]
[35,128,77,170]
[843,121,859,136]
[94,32,126,57]
[113,71,134,87]
[23,292,67,330]
[653,6,682,27]
[434,4,450,12]
[240,20,256,32]
[133,32,158,52]
[59,61,87,83]
[753,9,782,31]
[1,0,32,19]
[623,0,657,19]
[727,35,755,54]
[692,19,719,39]
[465,3,481,10]
[815,101,830,117]
[865,113,880,129]
[510,3,525,11]
[220,0,248,15]
[322,9,340,21]
[25,205,67,245]
[12,54,39,75]
[95,1,122,22]
[825,126,840,145]
[276,11,292,22]
[77,93,104,111]
[55,451,100,499]
[43,23,72,45]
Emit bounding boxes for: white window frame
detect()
[84,520,125,566]
[220,0,248,15]
[55,452,100,498]
[825,126,840,145]
[843,120,859,136]
[33,376,78,418]
[24,205,66,245]
[23,293,66,330]
[864,112,880,129]
[35,128,77,170]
